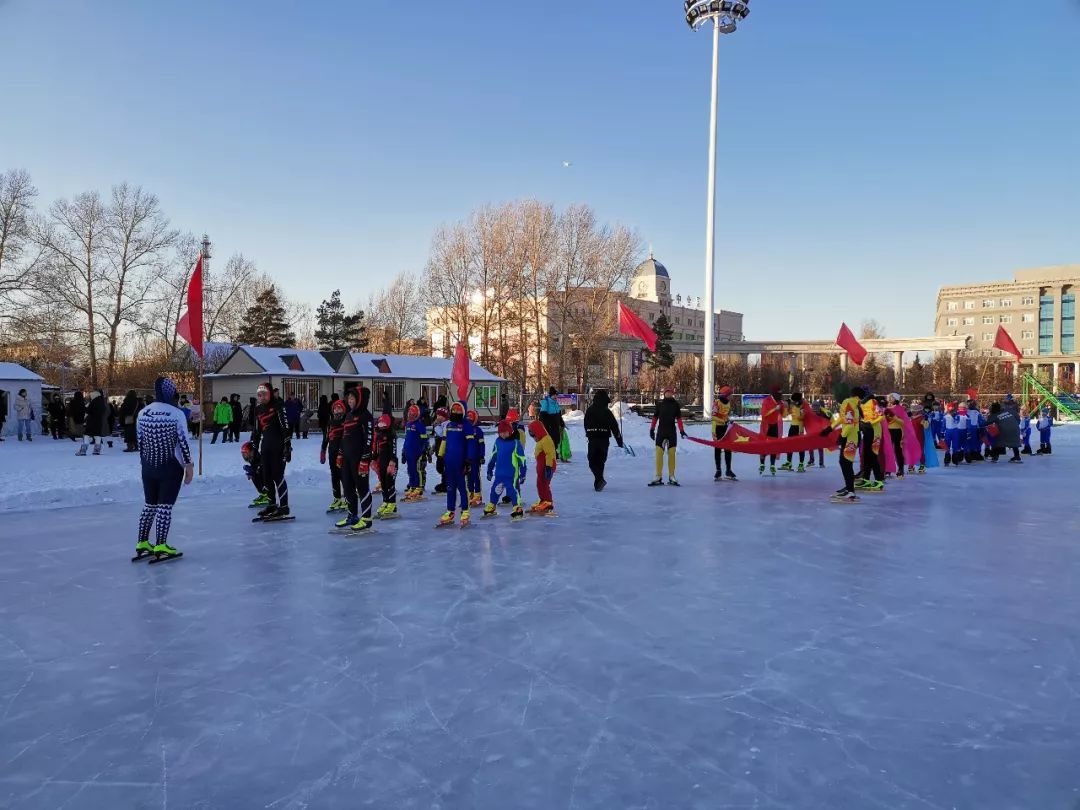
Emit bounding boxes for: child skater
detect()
[830,387,862,503]
[1019,407,1033,455]
[320,398,348,512]
[241,441,268,508]
[467,409,485,507]
[528,419,557,514]
[758,386,785,476]
[432,407,449,493]
[437,402,474,526]
[886,393,907,478]
[780,391,808,473]
[375,414,399,518]
[1036,406,1053,454]
[484,419,527,520]
[402,404,429,501]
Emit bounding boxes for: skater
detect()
[886,393,907,478]
[251,383,292,519]
[431,407,449,493]
[528,419,557,513]
[855,389,884,491]
[320,398,348,511]
[230,394,244,443]
[317,395,331,438]
[402,404,429,501]
[374,414,399,519]
[780,392,808,472]
[133,377,193,562]
[909,401,930,473]
[985,401,1022,463]
[240,440,268,507]
[1019,407,1033,454]
[539,387,563,453]
[943,403,961,466]
[807,399,830,468]
[437,402,474,526]
[711,386,737,480]
[466,409,485,507]
[649,387,687,486]
[211,397,231,444]
[830,387,862,503]
[966,399,984,462]
[335,386,374,531]
[758,386,785,475]
[484,419,527,519]
[584,389,624,491]
[14,388,33,441]
[501,408,528,503]
[120,389,139,451]
[1036,407,1053,454]
[81,389,109,456]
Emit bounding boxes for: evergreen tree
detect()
[314,289,368,351]
[643,313,675,370]
[235,285,296,347]
[906,355,927,394]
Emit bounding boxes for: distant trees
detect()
[314,289,367,351]
[644,314,675,370]
[365,272,424,354]
[236,286,296,347]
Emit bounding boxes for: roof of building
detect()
[0,362,45,382]
[634,256,669,279]
[207,345,503,382]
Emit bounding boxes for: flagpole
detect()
[198,234,210,477]
[198,352,204,476]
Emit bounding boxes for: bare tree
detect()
[32,191,108,385]
[423,223,476,351]
[0,169,43,313]
[100,183,178,387]
[379,271,425,354]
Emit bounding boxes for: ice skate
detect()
[510,505,525,521]
[256,504,277,519]
[460,510,471,527]
[770,465,776,476]
[648,478,664,487]
[714,470,723,481]
[778,461,793,472]
[1008,457,1023,464]
[131,540,155,562]
[830,492,860,504]
[149,542,183,564]
[257,506,293,522]
[436,511,456,528]
[334,513,358,529]
[529,501,555,516]
[482,503,497,518]
[907,465,916,474]
[667,478,680,487]
[862,480,884,493]
[725,471,737,481]
[377,503,398,520]
[348,517,374,533]
[758,464,765,475]
[943,453,951,466]
[75,445,87,456]
[93,444,101,455]
[918,465,926,474]
[250,492,270,508]
[469,493,483,508]
[796,463,806,473]
[806,459,816,468]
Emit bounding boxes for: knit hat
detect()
[497,419,512,437]
[154,377,178,404]
[506,408,520,422]
[717,385,733,398]
[332,399,347,415]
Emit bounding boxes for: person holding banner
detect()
[712,386,737,481]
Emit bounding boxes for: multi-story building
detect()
[935,264,1080,384]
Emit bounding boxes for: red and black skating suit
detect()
[321,410,345,501]
[339,388,374,520]
[252,397,290,509]
[374,423,398,505]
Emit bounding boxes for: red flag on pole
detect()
[993,325,1023,362]
[835,322,867,366]
[618,301,658,352]
[451,342,470,402]
[176,256,204,358]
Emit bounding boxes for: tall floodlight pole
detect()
[684,0,749,418]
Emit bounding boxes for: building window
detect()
[1039,294,1054,355]
[281,377,321,409]
[1000,299,1012,307]
[1062,293,1075,354]
[999,315,1012,324]
[946,317,958,327]
[982,299,995,308]
[963,317,975,325]
[1023,347,1035,356]
[419,383,444,407]
[371,381,405,413]
[1022,313,1035,323]
[1021,296,1035,306]
[982,333,994,341]
[473,384,499,412]
[982,315,995,324]
[1021,330,1034,340]
[964,301,975,310]
[946,301,958,311]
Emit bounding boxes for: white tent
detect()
[0,363,45,437]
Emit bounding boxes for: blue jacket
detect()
[488,436,527,481]
[402,418,429,459]
[539,395,561,416]
[469,425,486,463]
[439,413,474,467]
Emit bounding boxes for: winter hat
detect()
[331,399,347,415]
[376,414,392,431]
[528,420,547,440]
[154,377,177,404]
[436,407,449,420]
[717,385,733,398]
[497,419,512,437]
[256,383,271,399]
[889,393,901,404]
[450,402,465,420]
[407,404,420,420]
[506,408,520,422]
[240,441,255,461]
[466,409,479,425]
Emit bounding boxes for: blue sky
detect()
[3,0,1078,341]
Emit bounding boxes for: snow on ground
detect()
[2,417,1080,807]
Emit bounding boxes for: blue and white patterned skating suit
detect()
[136,379,192,546]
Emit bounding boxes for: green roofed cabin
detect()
[205,344,505,417]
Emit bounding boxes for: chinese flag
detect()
[993,325,1023,362]
[835,322,867,366]
[176,256,204,358]
[618,301,658,352]
[451,342,470,403]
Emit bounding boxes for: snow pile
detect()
[563,409,584,422]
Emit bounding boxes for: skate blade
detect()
[148,552,184,564]
[376,513,400,521]
[526,511,558,518]
[829,498,860,505]
[252,515,296,523]
[130,552,155,563]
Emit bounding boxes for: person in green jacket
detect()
[211,397,232,444]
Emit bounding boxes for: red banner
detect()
[176,255,204,358]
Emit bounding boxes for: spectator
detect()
[317,394,331,436]
[539,387,563,451]
[230,394,244,442]
[284,394,303,439]
[48,394,65,440]
[67,391,87,442]
[120,389,140,451]
[499,393,510,421]
[300,402,314,439]
[212,396,232,444]
[245,396,257,432]
[14,388,33,441]
[80,389,109,456]
[190,397,202,437]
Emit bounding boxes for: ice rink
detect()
[2,420,1079,808]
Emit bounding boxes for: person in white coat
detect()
[14,389,34,441]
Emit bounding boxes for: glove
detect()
[649,429,655,440]
[358,460,370,475]
[544,466,554,481]
[679,431,687,439]
[319,450,326,465]
[335,454,344,469]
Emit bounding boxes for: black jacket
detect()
[86,394,108,437]
[341,387,374,460]
[68,394,86,425]
[584,392,623,446]
[231,400,243,425]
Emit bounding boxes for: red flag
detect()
[618,301,658,353]
[835,322,867,366]
[451,342,470,402]
[176,256,204,358]
[993,325,1022,362]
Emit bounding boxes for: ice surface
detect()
[1,421,1079,808]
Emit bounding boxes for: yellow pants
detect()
[654,446,677,479]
